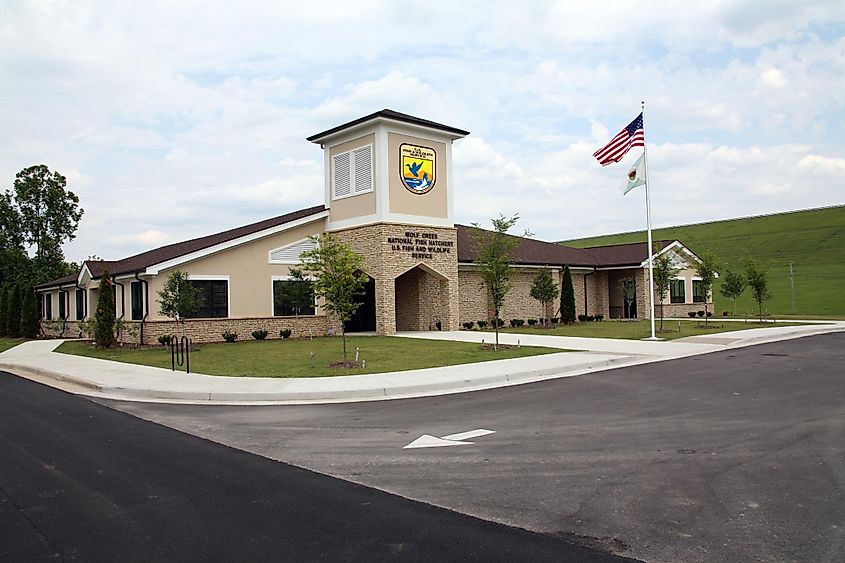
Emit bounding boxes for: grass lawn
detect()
[0,338,26,353]
[56,336,560,378]
[495,319,808,340]
[563,205,845,317]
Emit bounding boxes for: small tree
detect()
[743,257,771,321]
[529,266,557,327]
[6,285,22,338]
[0,284,9,338]
[651,247,679,332]
[694,252,720,325]
[157,270,200,338]
[297,233,368,363]
[620,276,637,319]
[285,266,315,336]
[94,270,116,347]
[719,270,746,315]
[471,214,524,350]
[20,285,40,338]
[560,265,576,324]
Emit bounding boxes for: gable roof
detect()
[37,204,327,289]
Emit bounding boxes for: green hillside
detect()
[562,206,845,317]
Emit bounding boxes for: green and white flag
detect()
[622,152,646,195]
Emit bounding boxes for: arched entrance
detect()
[394,264,449,332]
[345,276,376,333]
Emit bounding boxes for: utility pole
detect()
[789,261,796,315]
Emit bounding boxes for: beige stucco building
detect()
[37,110,714,343]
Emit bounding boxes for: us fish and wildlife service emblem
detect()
[400,143,436,194]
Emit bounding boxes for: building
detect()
[36,110,713,343]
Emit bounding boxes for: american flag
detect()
[593,113,644,166]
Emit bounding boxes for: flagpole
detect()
[641,100,658,340]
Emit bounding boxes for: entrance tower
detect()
[308,110,468,335]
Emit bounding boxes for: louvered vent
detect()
[269,238,318,264]
[353,145,372,194]
[332,144,372,200]
[332,151,352,199]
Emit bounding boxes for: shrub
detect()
[279,328,292,339]
[577,314,587,322]
[550,317,560,324]
[462,321,475,330]
[688,311,697,318]
[477,320,488,329]
[221,330,238,343]
[157,335,173,346]
[706,311,713,318]
[722,311,730,316]
[594,314,604,321]
[527,319,537,326]
[697,310,705,318]
[251,329,268,340]
[585,315,594,322]
[491,318,505,328]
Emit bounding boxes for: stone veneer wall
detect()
[334,223,459,335]
[41,315,337,345]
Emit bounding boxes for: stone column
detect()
[375,277,396,335]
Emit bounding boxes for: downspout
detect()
[134,271,149,345]
[74,279,86,337]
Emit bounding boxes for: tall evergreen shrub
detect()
[20,285,40,338]
[6,285,22,338]
[94,271,116,348]
[560,265,576,324]
[0,284,9,338]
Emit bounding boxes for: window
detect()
[188,280,228,318]
[130,281,143,320]
[75,289,85,320]
[670,279,685,303]
[693,280,706,303]
[273,279,315,316]
[58,292,67,319]
[331,144,373,200]
[44,294,52,320]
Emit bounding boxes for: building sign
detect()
[400,143,436,194]
[387,231,453,260]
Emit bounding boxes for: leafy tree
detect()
[719,270,746,315]
[694,251,720,325]
[529,266,557,327]
[471,214,524,350]
[560,265,576,324]
[20,285,40,338]
[94,270,116,347]
[0,284,9,338]
[620,276,637,319]
[651,246,679,332]
[6,285,22,338]
[1,165,84,286]
[297,233,368,363]
[743,257,771,321]
[157,270,200,337]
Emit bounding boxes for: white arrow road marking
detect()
[403,429,496,449]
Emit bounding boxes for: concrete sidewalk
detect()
[1,322,842,405]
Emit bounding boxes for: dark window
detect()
[670,279,685,303]
[188,280,228,318]
[58,292,67,319]
[273,279,315,316]
[693,280,706,303]
[76,289,85,320]
[45,294,52,320]
[130,281,143,320]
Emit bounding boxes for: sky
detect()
[2,0,844,263]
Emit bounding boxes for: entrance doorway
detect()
[394,264,448,332]
[345,276,375,332]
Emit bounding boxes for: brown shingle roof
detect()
[456,224,593,266]
[37,204,327,289]
[307,109,470,143]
